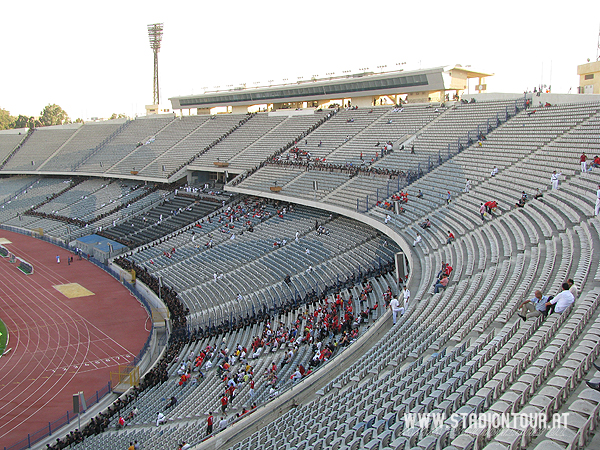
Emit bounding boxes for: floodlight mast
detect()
[148,23,164,105]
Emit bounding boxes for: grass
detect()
[0,318,8,357]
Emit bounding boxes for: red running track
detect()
[0,231,150,449]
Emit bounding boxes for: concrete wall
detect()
[406,91,431,103]
[231,105,249,114]
[351,95,376,108]
[268,109,316,117]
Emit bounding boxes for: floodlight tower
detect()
[148,23,164,105]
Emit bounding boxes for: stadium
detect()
[2,14,600,450]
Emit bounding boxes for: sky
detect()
[2,0,600,120]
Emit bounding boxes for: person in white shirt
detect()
[595,185,600,216]
[465,179,471,193]
[551,171,562,190]
[389,296,405,324]
[402,286,410,306]
[490,166,498,177]
[219,416,228,430]
[156,412,167,426]
[413,233,422,247]
[546,282,575,314]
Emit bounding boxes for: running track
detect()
[0,231,150,449]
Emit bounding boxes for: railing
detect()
[71,119,133,171]
[0,128,34,170]
[0,224,158,450]
[1,177,41,206]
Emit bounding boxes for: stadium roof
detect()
[170,66,447,109]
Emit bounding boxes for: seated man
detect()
[412,233,422,247]
[156,412,167,426]
[515,197,526,208]
[416,190,423,198]
[446,231,455,244]
[533,188,543,200]
[420,219,431,229]
[490,166,499,176]
[517,290,548,321]
[545,282,575,314]
[593,155,600,168]
[434,275,449,294]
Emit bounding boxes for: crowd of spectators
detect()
[229,110,338,187]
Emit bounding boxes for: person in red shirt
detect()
[446,231,455,245]
[206,412,214,436]
[581,152,588,173]
[220,394,228,414]
[484,201,498,216]
[444,264,453,276]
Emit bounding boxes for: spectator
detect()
[420,218,431,229]
[484,201,498,216]
[446,231,455,245]
[465,179,471,193]
[551,170,562,190]
[567,278,579,301]
[156,412,167,426]
[220,394,228,413]
[219,416,228,431]
[402,285,411,306]
[165,396,177,409]
[490,166,498,177]
[534,188,543,200]
[517,290,548,321]
[595,185,600,216]
[206,412,214,436]
[413,233,422,247]
[593,155,600,169]
[434,275,449,294]
[416,190,423,198]
[388,296,404,324]
[479,203,486,222]
[545,282,575,314]
[581,152,588,173]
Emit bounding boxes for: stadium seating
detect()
[4,97,600,450]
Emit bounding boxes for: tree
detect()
[75,118,84,124]
[13,115,32,129]
[39,104,70,127]
[0,108,15,130]
[109,113,127,120]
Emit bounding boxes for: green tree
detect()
[109,113,127,120]
[0,108,15,130]
[75,118,84,124]
[13,115,32,129]
[39,104,70,127]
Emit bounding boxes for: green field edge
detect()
[0,318,8,357]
